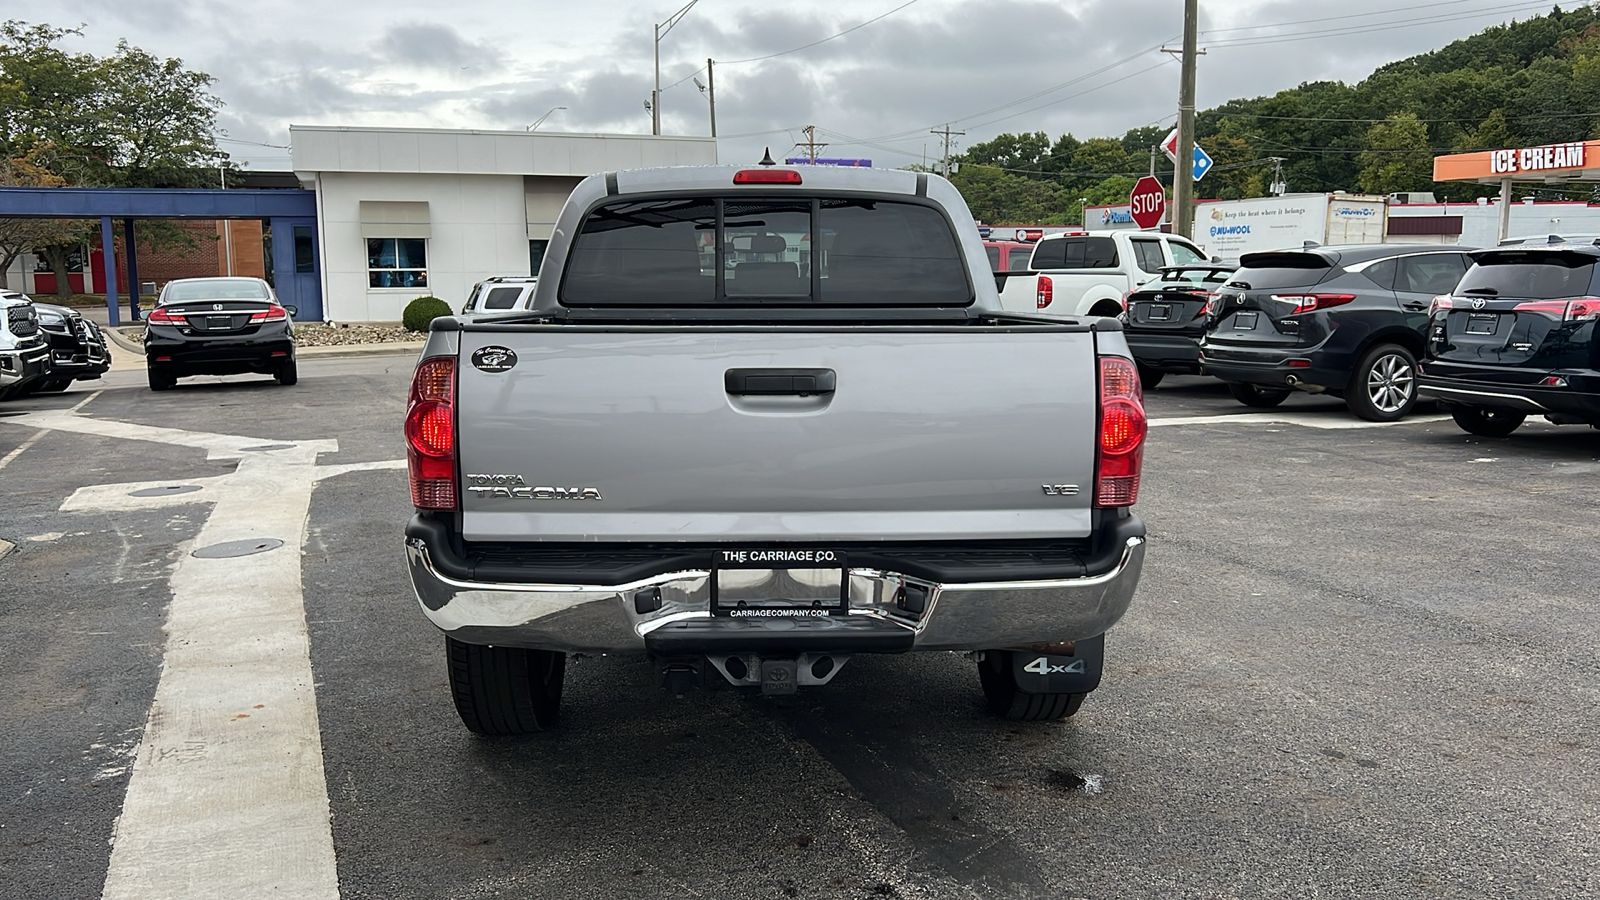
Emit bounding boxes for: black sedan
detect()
[31,301,111,393]
[144,277,298,392]
[1120,264,1235,388]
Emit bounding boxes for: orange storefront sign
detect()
[1434,140,1600,181]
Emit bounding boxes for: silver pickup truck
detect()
[404,164,1148,735]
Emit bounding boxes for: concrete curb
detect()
[107,326,424,360]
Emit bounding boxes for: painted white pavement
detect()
[2,407,401,900]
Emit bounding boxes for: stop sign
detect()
[1128,176,1166,229]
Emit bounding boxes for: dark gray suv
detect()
[1200,244,1476,421]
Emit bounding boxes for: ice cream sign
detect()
[1489,142,1585,174]
[1435,140,1600,182]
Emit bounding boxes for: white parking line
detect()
[1149,412,1451,430]
[2,410,361,899]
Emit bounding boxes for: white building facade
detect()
[290,126,718,322]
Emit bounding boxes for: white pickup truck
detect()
[403,164,1149,735]
[998,231,1210,318]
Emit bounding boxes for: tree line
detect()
[953,3,1600,224]
[0,21,226,293]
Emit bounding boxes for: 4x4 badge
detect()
[471,346,518,373]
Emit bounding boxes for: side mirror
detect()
[284,305,299,318]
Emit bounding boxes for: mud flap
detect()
[1009,634,1104,694]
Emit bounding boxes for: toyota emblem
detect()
[1470,298,1487,310]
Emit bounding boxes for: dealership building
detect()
[289,126,718,321]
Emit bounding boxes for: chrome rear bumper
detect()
[405,532,1145,654]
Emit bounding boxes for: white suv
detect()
[461,276,538,314]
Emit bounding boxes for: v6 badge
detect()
[471,346,518,373]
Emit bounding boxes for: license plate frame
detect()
[1233,311,1259,330]
[205,315,234,330]
[711,549,848,618]
[1465,314,1497,336]
[1146,303,1172,322]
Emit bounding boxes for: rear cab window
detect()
[562,195,971,306]
[1029,236,1119,270]
[1129,239,1166,275]
[1167,241,1206,265]
[1457,252,1600,299]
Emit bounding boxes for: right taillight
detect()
[1513,298,1600,321]
[1429,295,1455,315]
[1036,276,1053,309]
[406,357,457,510]
[1095,356,1146,508]
[1272,293,1357,315]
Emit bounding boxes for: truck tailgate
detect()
[456,325,1099,542]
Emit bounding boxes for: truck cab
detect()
[1000,231,1209,318]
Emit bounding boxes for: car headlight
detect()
[35,309,66,326]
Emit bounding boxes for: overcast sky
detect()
[38,0,1570,172]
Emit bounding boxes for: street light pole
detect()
[707,58,716,138]
[651,0,698,137]
[527,106,566,132]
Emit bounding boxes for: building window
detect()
[367,238,428,288]
[295,226,315,274]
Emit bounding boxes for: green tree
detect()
[0,20,228,295]
[1358,114,1434,195]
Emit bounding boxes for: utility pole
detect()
[1268,157,1287,196]
[931,124,964,178]
[1173,0,1200,238]
[797,125,828,163]
[1149,145,1157,177]
[706,59,716,137]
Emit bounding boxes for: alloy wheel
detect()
[1366,352,1415,414]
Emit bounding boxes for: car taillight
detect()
[249,304,290,323]
[1429,295,1455,315]
[1272,293,1357,315]
[146,307,186,324]
[1513,298,1600,321]
[1119,289,1134,312]
[1095,356,1146,508]
[406,357,457,510]
[1195,292,1217,318]
[1037,276,1053,309]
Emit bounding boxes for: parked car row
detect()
[0,289,111,400]
[1112,240,1600,437]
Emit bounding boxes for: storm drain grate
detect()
[192,538,285,558]
[130,485,203,497]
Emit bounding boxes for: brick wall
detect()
[134,220,268,287]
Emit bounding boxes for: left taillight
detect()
[250,304,290,323]
[146,307,185,325]
[406,357,457,510]
[1095,356,1146,508]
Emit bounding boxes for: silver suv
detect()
[461,276,538,314]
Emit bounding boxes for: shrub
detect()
[402,296,453,332]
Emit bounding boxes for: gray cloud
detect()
[36,0,1558,173]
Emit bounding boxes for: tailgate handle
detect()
[724,368,836,396]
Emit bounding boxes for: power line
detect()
[1200,0,1482,35]
[720,0,924,64]
[1214,110,1600,124]
[1202,0,1555,49]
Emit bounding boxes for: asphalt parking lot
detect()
[2,358,1597,900]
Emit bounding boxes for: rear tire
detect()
[446,637,565,735]
[1451,406,1525,437]
[147,368,176,392]
[1137,365,1166,390]
[1227,382,1291,408]
[1347,343,1418,422]
[275,360,298,386]
[978,650,1087,721]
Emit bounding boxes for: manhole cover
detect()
[192,538,284,558]
[240,444,296,452]
[130,485,203,497]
